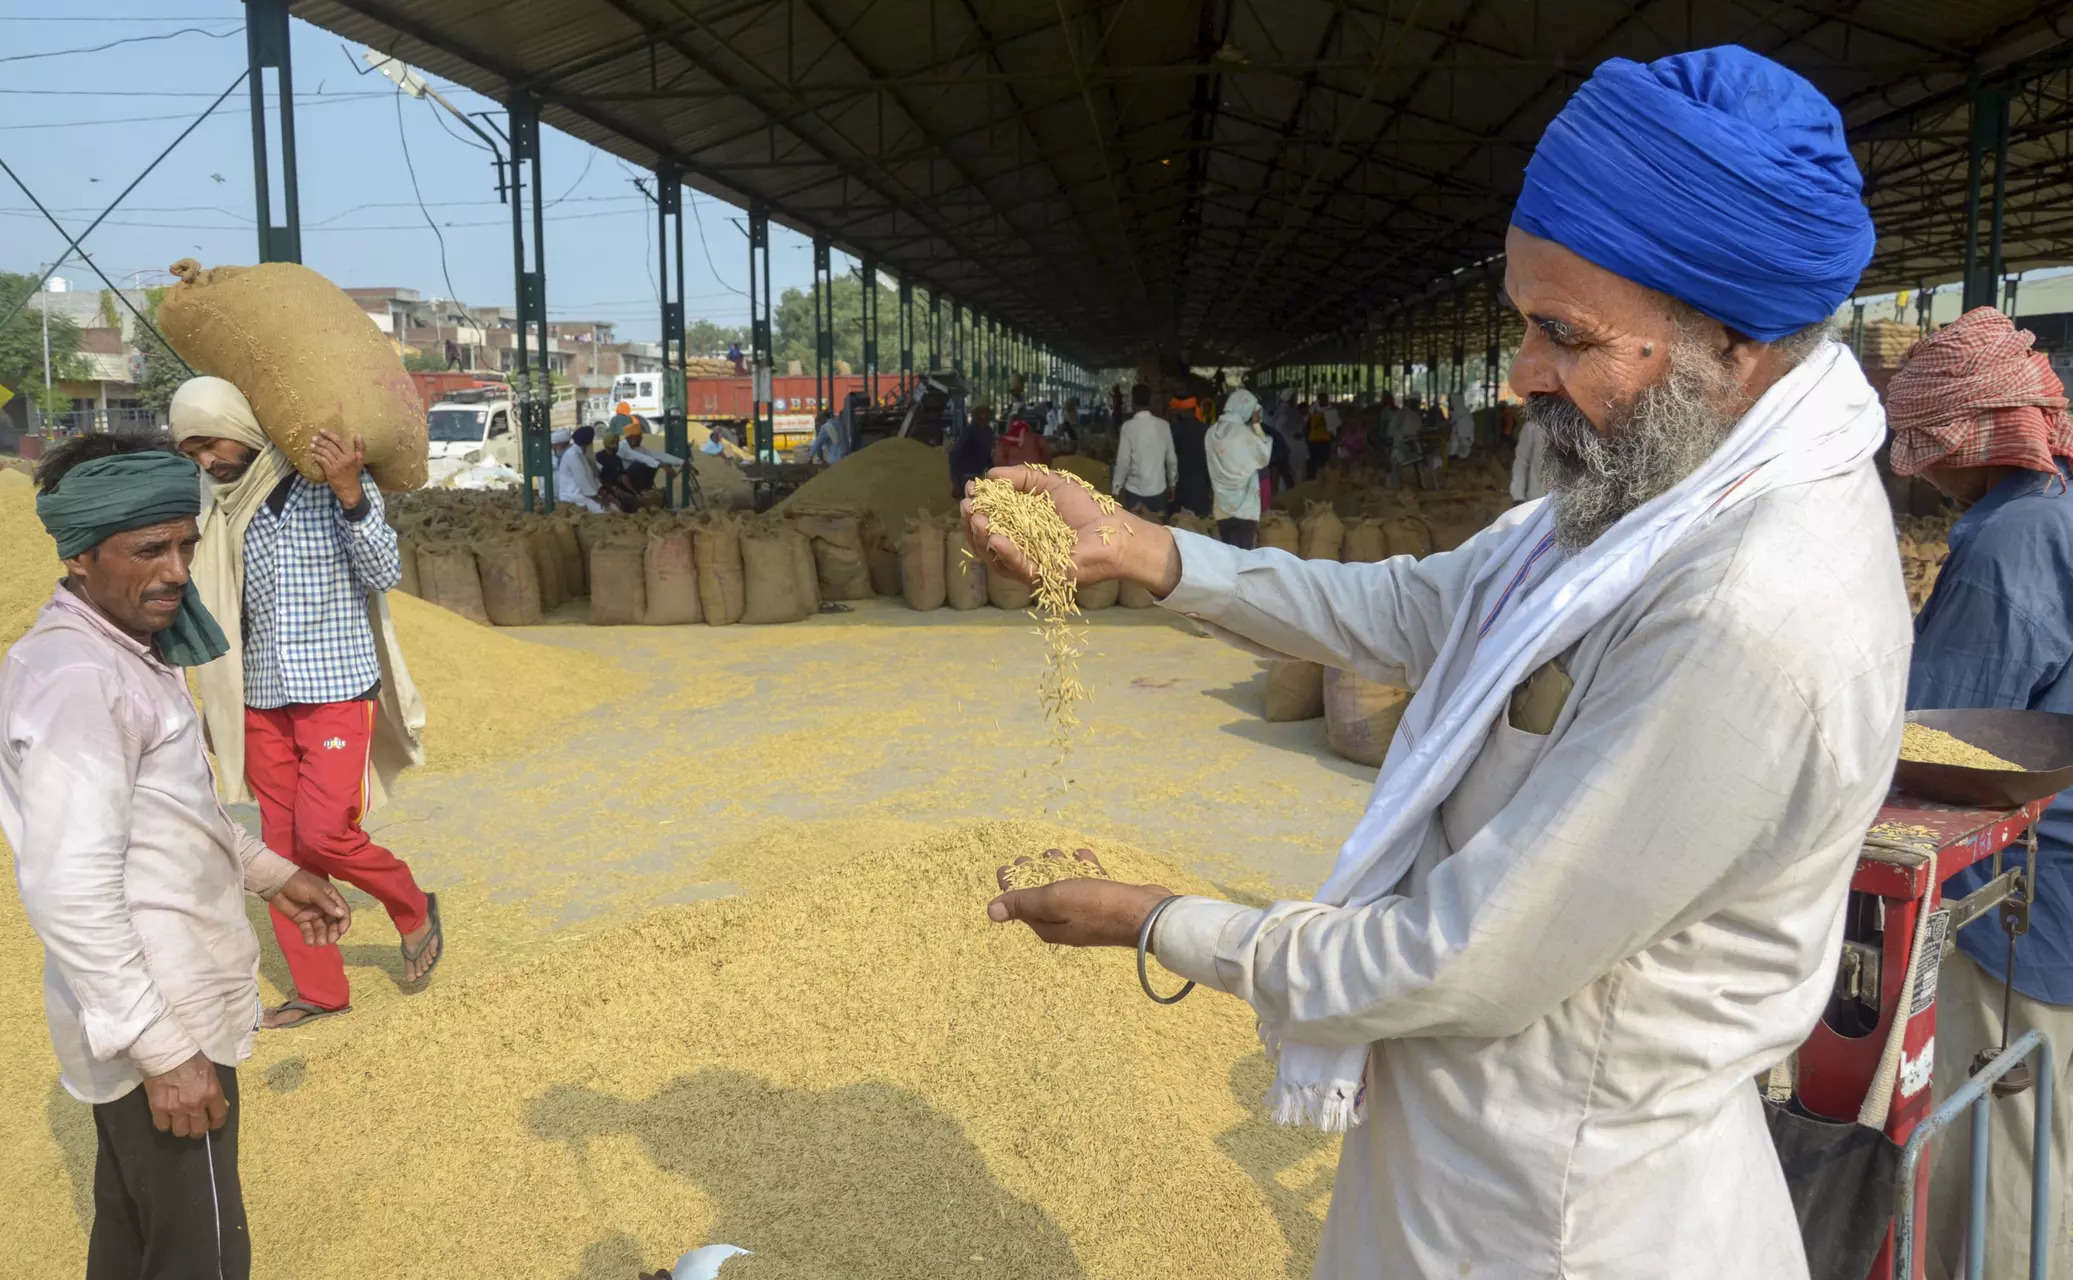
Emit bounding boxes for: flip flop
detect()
[263,998,351,1030]
[401,892,444,986]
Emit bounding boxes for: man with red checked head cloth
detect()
[1887,306,2073,1280]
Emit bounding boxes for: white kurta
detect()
[1152,462,1912,1279]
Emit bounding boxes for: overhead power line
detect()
[0,24,240,64]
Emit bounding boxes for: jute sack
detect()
[476,535,544,627]
[1423,499,1489,553]
[642,525,702,625]
[1263,660,1325,722]
[588,541,646,626]
[417,543,489,625]
[944,519,988,611]
[551,519,586,595]
[787,509,874,600]
[1118,579,1157,609]
[1323,668,1412,767]
[157,258,427,490]
[693,514,748,625]
[1341,517,1389,563]
[527,526,565,610]
[741,520,810,624]
[861,514,903,598]
[1077,577,1120,610]
[1382,515,1434,558]
[1298,502,1345,561]
[783,527,820,617]
[899,516,947,611]
[1170,511,1220,541]
[1257,511,1300,554]
[988,565,1035,611]
[396,534,422,597]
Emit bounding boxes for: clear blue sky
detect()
[0,4,827,341]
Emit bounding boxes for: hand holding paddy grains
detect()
[960,464,1183,599]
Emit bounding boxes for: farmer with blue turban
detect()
[4,435,349,1279]
[973,47,1905,1278]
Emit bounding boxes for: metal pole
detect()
[860,257,878,404]
[749,204,774,462]
[508,89,553,511]
[928,290,941,371]
[899,276,914,394]
[811,238,830,421]
[245,0,300,263]
[1988,90,2011,291]
[1968,1098,1991,1279]
[1962,78,1990,311]
[656,164,689,507]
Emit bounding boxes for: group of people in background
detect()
[550,415,688,513]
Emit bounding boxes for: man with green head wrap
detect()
[2,434,351,1280]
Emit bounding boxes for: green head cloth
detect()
[34,450,229,666]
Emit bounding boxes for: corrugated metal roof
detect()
[291,0,2073,367]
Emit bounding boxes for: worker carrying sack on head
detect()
[971,45,1905,1280]
[1887,307,2073,1280]
[172,377,444,1030]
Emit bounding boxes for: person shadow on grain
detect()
[529,1069,1085,1279]
[1215,1052,1337,1280]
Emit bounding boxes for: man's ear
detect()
[60,549,94,578]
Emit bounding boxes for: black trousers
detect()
[88,1065,249,1280]
[1120,489,1165,516]
[1218,518,1258,549]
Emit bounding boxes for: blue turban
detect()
[35,450,228,667]
[1512,45,1873,342]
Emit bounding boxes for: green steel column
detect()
[245,0,301,263]
[749,205,774,462]
[656,165,690,508]
[812,238,832,423]
[860,258,879,404]
[508,88,553,511]
[899,276,914,394]
[1962,84,2009,311]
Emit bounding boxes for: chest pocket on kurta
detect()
[1439,657,1573,852]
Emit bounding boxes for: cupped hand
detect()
[959,465,1179,595]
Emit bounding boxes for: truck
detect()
[424,386,518,486]
[613,371,876,455]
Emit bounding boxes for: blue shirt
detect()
[241,473,402,709]
[1907,466,2073,1004]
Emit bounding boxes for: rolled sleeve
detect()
[336,473,402,593]
[1150,895,1261,991]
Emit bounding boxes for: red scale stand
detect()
[1795,793,2048,1279]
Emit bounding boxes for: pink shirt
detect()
[2,584,296,1103]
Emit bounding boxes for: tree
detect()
[132,287,190,417]
[0,271,88,408]
[684,318,748,357]
[403,348,447,373]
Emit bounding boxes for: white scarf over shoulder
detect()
[1270,342,1886,1130]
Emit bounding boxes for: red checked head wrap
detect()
[1887,306,2073,478]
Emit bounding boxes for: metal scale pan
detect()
[1893,709,2073,808]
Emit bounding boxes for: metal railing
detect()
[1893,1028,2056,1279]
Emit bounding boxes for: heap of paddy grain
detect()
[1900,722,2021,771]
[775,436,952,533]
[0,473,606,773]
[200,821,1336,1280]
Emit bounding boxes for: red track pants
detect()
[245,701,428,1010]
